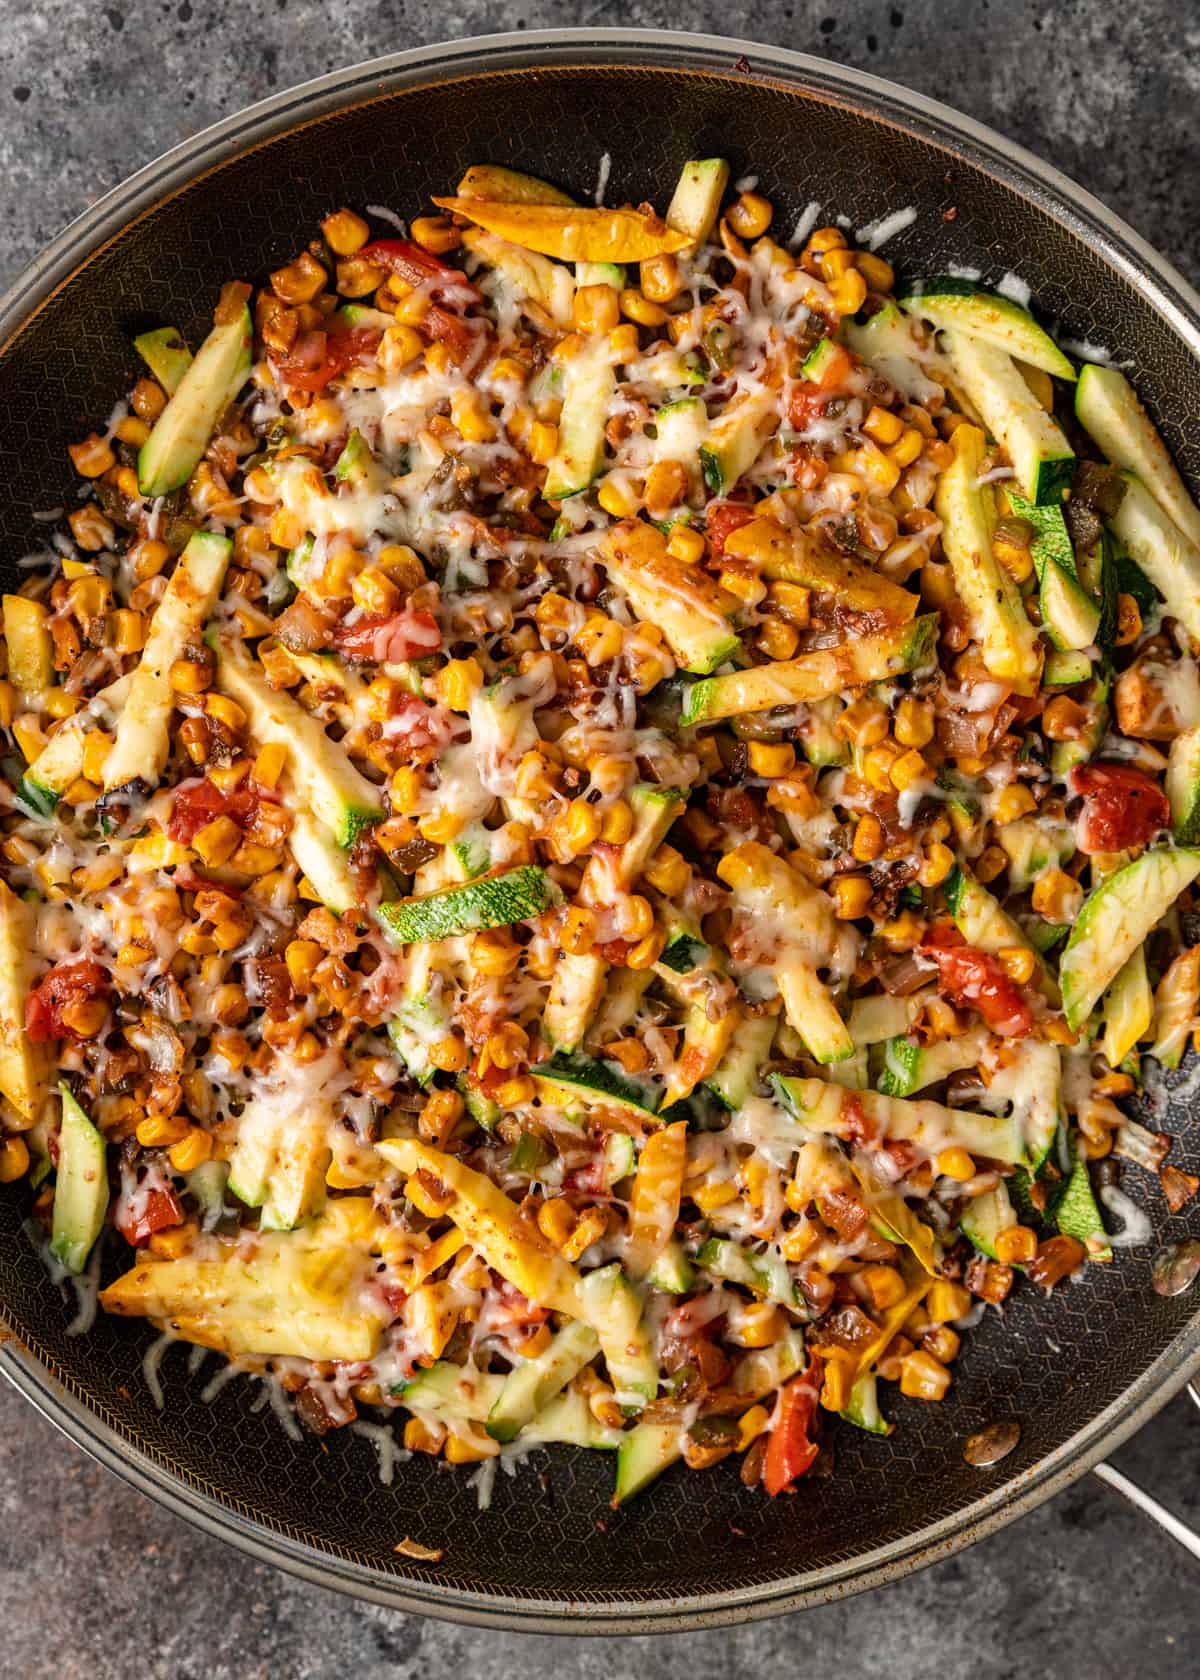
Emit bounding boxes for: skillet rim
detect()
[1,25,1199,1634]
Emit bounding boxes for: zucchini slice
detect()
[1167,724,1200,844]
[698,390,779,494]
[665,158,730,251]
[1007,489,1101,653]
[899,278,1075,379]
[379,865,560,944]
[137,303,252,496]
[214,633,383,845]
[680,614,936,724]
[1075,363,1200,550]
[3,595,53,697]
[532,1051,660,1122]
[463,226,575,327]
[770,1073,1027,1166]
[486,1318,600,1443]
[0,883,46,1122]
[1055,1150,1113,1261]
[18,673,131,817]
[602,521,739,675]
[612,1420,681,1507]
[945,864,1060,1006]
[544,334,615,500]
[103,532,232,795]
[1101,946,1154,1068]
[876,1026,989,1098]
[941,330,1074,504]
[133,326,193,396]
[934,425,1042,688]
[960,1181,1018,1260]
[50,1084,109,1275]
[723,517,917,622]
[1110,473,1200,641]
[1059,848,1200,1029]
[842,302,946,405]
[543,953,609,1052]
[227,1096,332,1232]
[579,1262,657,1407]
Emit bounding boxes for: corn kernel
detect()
[574,282,621,335]
[136,1112,190,1149]
[389,765,425,816]
[596,474,641,518]
[693,1180,739,1213]
[404,1416,446,1455]
[975,844,1008,884]
[528,420,558,465]
[831,874,873,919]
[737,1404,770,1451]
[856,252,895,292]
[561,1206,608,1262]
[168,1127,213,1172]
[68,433,115,478]
[608,324,640,363]
[191,815,242,867]
[860,1264,908,1312]
[757,615,800,660]
[863,740,901,792]
[418,809,466,845]
[642,843,690,896]
[900,1349,952,1401]
[731,1302,786,1348]
[444,1431,497,1466]
[831,268,868,316]
[889,428,925,469]
[666,524,706,565]
[1031,868,1082,922]
[889,747,928,792]
[0,1137,31,1183]
[863,405,905,447]
[927,1279,973,1322]
[537,1196,578,1250]
[411,214,460,255]
[838,699,889,748]
[599,799,635,844]
[351,566,401,616]
[436,656,485,713]
[936,1149,976,1184]
[620,288,667,327]
[918,840,955,888]
[852,812,884,862]
[747,740,796,778]
[998,945,1036,985]
[147,1224,194,1260]
[995,1224,1038,1265]
[640,254,682,304]
[429,1035,468,1074]
[894,696,934,749]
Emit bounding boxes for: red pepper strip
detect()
[763,1352,825,1496]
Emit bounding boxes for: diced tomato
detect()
[705,499,757,558]
[167,778,228,843]
[117,1185,184,1248]
[420,304,479,364]
[922,924,1034,1038]
[274,326,382,393]
[763,1353,825,1497]
[787,380,830,431]
[25,960,110,1042]
[358,240,480,304]
[490,1279,550,1331]
[1071,761,1170,855]
[331,608,443,664]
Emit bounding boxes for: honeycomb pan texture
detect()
[1,33,1198,1632]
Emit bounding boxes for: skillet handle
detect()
[1090,1383,1200,1564]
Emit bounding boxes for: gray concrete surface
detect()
[2,3,1199,1675]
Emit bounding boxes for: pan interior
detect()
[1,46,1199,1624]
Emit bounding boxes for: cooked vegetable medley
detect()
[4,158,1200,1507]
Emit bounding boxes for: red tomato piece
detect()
[786,380,829,431]
[25,960,111,1042]
[922,925,1034,1038]
[167,778,228,843]
[358,240,480,304]
[1071,761,1170,854]
[705,499,757,558]
[331,608,442,664]
[118,1185,184,1248]
[763,1353,825,1496]
[275,326,382,392]
[420,304,478,363]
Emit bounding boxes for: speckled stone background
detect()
[2,5,1199,1676]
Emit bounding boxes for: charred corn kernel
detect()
[894,695,934,749]
[574,282,621,335]
[405,1172,454,1220]
[994,784,1036,824]
[284,938,321,991]
[666,524,706,564]
[863,405,905,447]
[855,251,895,292]
[561,797,601,856]
[819,246,857,281]
[489,354,528,387]
[168,1127,213,1173]
[527,419,559,465]
[757,615,800,660]
[727,191,773,239]
[889,747,928,792]
[626,928,666,970]
[377,323,425,375]
[111,608,146,655]
[618,894,655,941]
[922,1324,961,1364]
[404,1416,446,1455]
[831,874,873,919]
[853,813,885,862]
[485,1022,529,1072]
[116,939,152,966]
[68,505,116,552]
[251,740,288,790]
[495,1074,535,1107]
[925,997,964,1037]
[596,474,641,518]
[148,1224,195,1260]
[411,213,460,255]
[449,387,496,444]
[831,268,868,316]
[732,1302,785,1348]
[928,1280,972,1323]
[995,1224,1038,1265]
[889,427,925,469]
[620,287,668,327]
[693,1179,739,1213]
[321,206,369,254]
[1115,591,1142,645]
[60,997,107,1037]
[389,765,424,815]
[993,527,1034,582]
[718,567,767,607]
[350,566,400,616]
[436,656,485,713]
[643,460,688,517]
[747,741,796,778]
[858,1264,908,1314]
[856,436,901,490]
[444,1431,496,1466]
[998,945,1036,986]
[205,693,247,736]
[537,1196,578,1250]
[114,413,151,449]
[609,323,639,362]
[640,254,682,304]
[130,537,171,581]
[643,843,690,895]
[270,250,327,305]
[918,841,955,888]
[418,809,466,845]
[1031,868,1079,920]
[168,658,209,696]
[561,1206,608,1262]
[737,1404,771,1451]
[839,699,890,750]
[561,905,598,956]
[900,1349,952,1401]
[471,927,521,976]
[179,926,217,957]
[576,611,625,665]
[136,1112,190,1149]
[428,1035,470,1077]
[881,908,924,950]
[1044,677,1088,731]
[0,1136,30,1183]
[936,1149,976,1185]
[131,377,166,420]
[192,815,242,867]
[44,688,81,721]
[975,844,1008,884]
[599,798,635,845]
[68,432,115,477]
[806,226,849,258]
